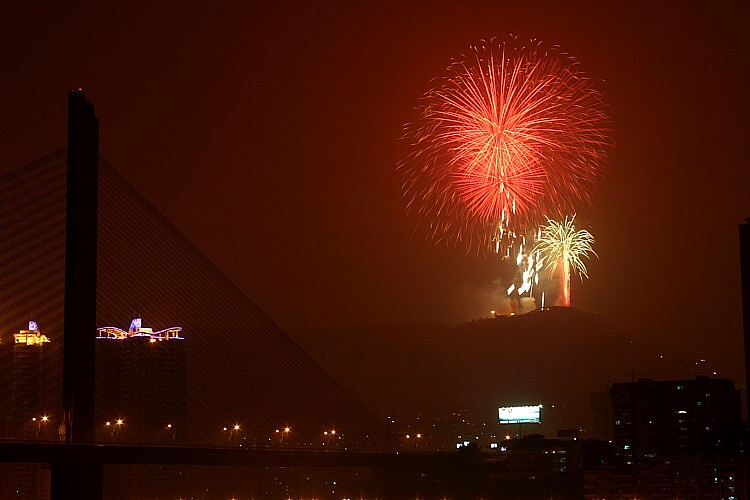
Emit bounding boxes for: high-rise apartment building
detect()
[738,218,750,421]
[95,317,186,444]
[0,321,60,440]
[0,321,60,499]
[610,376,741,462]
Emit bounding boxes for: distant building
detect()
[589,389,611,440]
[482,435,584,498]
[610,376,742,462]
[0,321,60,440]
[0,321,60,499]
[584,454,742,499]
[95,317,186,444]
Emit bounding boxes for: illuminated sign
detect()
[129,317,142,333]
[498,405,542,424]
[98,317,183,341]
[13,321,50,345]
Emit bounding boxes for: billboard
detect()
[498,405,542,424]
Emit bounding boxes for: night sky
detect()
[2,2,750,403]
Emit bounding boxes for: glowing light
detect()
[400,37,610,253]
[97,317,183,341]
[14,321,50,345]
[533,215,596,307]
[129,317,142,332]
[498,405,543,424]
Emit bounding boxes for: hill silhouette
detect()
[293,306,719,439]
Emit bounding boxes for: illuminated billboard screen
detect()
[498,405,542,424]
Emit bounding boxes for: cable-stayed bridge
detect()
[0,92,387,498]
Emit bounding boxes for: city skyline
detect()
[0,147,386,448]
[1,2,749,414]
[1,3,749,497]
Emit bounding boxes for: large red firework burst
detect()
[400,38,610,253]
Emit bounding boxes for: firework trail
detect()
[400,37,610,254]
[533,215,596,307]
[505,234,540,297]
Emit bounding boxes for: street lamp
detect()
[224,424,241,443]
[404,433,422,449]
[323,429,337,447]
[107,418,124,442]
[276,426,291,446]
[32,415,49,437]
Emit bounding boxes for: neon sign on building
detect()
[97,317,183,341]
[13,321,50,346]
